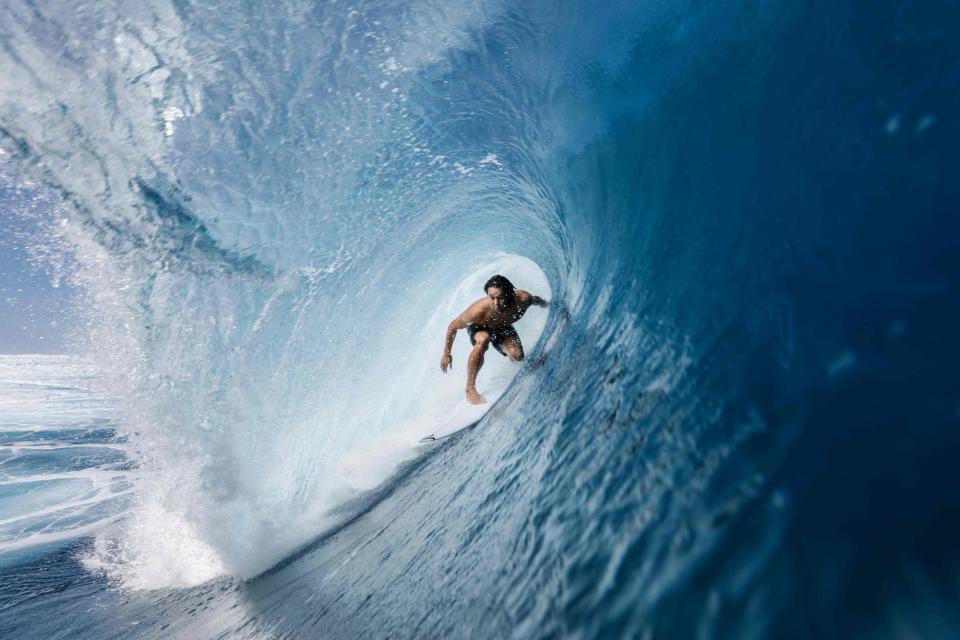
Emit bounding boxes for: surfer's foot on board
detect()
[466,387,487,405]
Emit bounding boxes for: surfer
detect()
[440,274,549,404]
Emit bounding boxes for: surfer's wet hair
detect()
[484,274,516,301]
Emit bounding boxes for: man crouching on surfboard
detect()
[440,274,549,404]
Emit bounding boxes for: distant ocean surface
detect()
[2,0,960,638]
[0,356,128,567]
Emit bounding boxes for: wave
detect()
[2,0,959,636]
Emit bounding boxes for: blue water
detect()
[2,0,960,637]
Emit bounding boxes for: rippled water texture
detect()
[1,0,959,638]
[0,356,127,566]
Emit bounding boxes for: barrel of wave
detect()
[329,254,551,483]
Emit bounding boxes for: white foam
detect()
[82,502,225,590]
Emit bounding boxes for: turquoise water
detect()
[2,0,960,637]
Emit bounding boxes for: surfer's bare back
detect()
[440,274,549,405]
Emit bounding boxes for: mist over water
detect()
[1,0,959,638]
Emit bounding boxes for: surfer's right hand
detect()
[440,353,453,373]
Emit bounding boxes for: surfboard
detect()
[418,393,503,444]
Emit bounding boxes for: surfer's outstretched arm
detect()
[440,314,469,372]
[530,295,549,308]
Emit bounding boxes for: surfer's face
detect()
[487,286,509,312]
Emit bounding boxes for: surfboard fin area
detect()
[418,397,499,444]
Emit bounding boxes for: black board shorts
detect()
[467,324,519,357]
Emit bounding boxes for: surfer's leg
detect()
[466,331,490,405]
[499,329,524,362]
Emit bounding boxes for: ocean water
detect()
[1,0,959,638]
[0,356,128,567]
